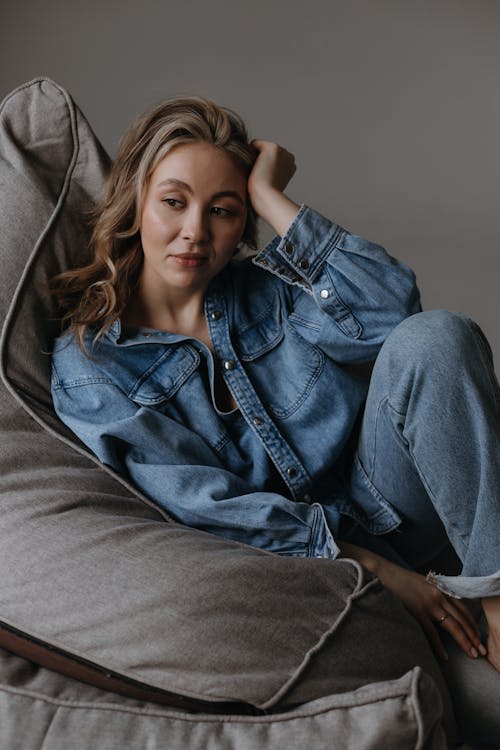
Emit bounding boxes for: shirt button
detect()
[298,258,310,270]
[223,359,235,371]
[320,289,330,299]
[303,494,312,502]
[211,310,222,321]
[284,242,294,254]
[286,466,298,478]
[252,416,264,426]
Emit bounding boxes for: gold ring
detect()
[437,614,449,624]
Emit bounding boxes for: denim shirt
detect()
[51,205,422,559]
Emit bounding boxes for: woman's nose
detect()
[182,207,209,243]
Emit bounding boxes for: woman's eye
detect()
[162,198,183,208]
[211,206,234,217]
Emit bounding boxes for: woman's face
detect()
[139,141,248,301]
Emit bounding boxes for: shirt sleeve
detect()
[253,204,422,363]
[51,375,340,560]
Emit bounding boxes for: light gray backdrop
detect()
[2,0,500,364]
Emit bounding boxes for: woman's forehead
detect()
[150,142,247,190]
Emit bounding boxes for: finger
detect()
[250,139,279,154]
[250,139,294,160]
[446,601,481,640]
[250,138,267,149]
[442,603,486,655]
[439,613,481,659]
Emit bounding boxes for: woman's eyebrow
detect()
[157,178,191,191]
[212,190,245,205]
[156,178,244,204]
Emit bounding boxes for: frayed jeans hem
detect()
[426,570,500,599]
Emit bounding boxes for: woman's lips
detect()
[170,253,209,267]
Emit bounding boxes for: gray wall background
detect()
[2,0,500,364]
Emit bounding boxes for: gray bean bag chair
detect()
[0,77,498,749]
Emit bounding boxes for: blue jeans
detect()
[346,310,500,599]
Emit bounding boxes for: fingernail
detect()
[478,644,487,656]
[470,647,479,659]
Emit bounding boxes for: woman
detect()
[50,95,500,671]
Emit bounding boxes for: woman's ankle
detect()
[482,595,500,626]
[482,596,500,671]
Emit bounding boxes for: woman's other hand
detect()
[339,542,486,662]
[380,563,485,662]
[248,140,296,197]
[247,139,300,236]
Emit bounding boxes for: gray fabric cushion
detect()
[0,77,456,742]
[0,646,447,750]
[441,609,500,747]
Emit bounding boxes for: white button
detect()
[320,289,330,299]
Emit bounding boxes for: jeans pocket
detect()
[349,453,402,535]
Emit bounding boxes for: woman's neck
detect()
[124,282,208,340]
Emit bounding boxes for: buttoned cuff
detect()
[253,205,366,339]
[309,503,341,559]
[252,204,344,291]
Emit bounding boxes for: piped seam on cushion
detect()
[257,560,373,709]
[409,665,446,750]
[0,78,80,435]
[0,668,420,724]
[0,79,174,524]
[410,666,426,750]
[0,561,368,708]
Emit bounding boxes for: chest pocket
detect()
[128,345,200,406]
[235,295,325,419]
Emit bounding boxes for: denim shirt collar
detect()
[106,319,187,347]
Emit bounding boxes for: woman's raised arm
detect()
[246,140,421,364]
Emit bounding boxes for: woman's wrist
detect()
[338,541,386,578]
[249,185,301,237]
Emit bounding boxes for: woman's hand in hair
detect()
[247,140,301,237]
[248,140,296,195]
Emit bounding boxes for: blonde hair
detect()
[50,95,258,350]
